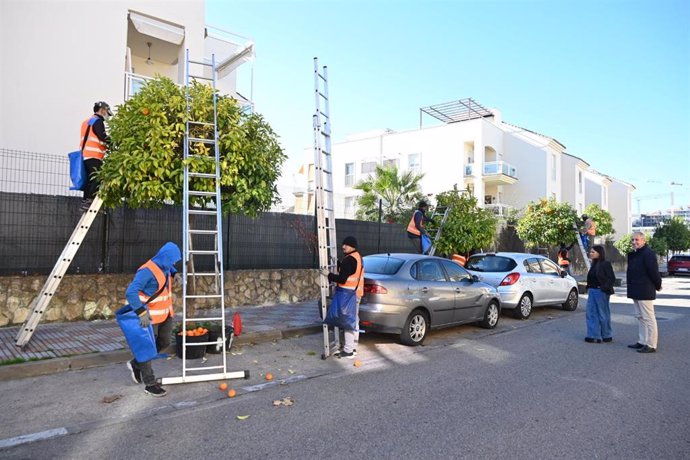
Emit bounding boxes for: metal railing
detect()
[464,161,518,179]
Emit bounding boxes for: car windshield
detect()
[363,256,405,275]
[465,255,517,272]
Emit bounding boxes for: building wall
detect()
[501,133,547,208]
[609,180,634,237]
[0,0,206,155]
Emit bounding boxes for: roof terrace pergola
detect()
[419,98,493,128]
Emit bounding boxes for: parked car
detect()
[668,254,690,276]
[359,253,501,346]
[464,252,579,319]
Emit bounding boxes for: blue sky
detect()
[206,0,690,214]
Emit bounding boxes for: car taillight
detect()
[364,284,388,294]
[500,273,520,286]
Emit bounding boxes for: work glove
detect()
[138,311,151,328]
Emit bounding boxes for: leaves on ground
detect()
[101,394,122,404]
[236,415,251,420]
[272,397,294,407]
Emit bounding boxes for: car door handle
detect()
[455,288,462,293]
[420,287,429,293]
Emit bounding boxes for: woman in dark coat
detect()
[584,245,616,343]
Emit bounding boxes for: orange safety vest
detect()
[337,251,364,297]
[138,260,174,325]
[80,116,107,160]
[407,210,424,236]
[558,251,570,266]
[452,254,466,266]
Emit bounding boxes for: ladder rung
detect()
[185,316,224,321]
[188,59,212,67]
[187,121,214,126]
[189,229,218,234]
[188,137,216,144]
[185,365,225,371]
[186,272,218,276]
[189,172,217,178]
[188,154,217,160]
[189,250,219,255]
[178,342,217,347]
[185,294,223,299]
[189,74,213,81]
[189,191,217,197]
[188,209,217,215]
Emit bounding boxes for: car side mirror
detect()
[471,275,480,282]
[560,270,567,278]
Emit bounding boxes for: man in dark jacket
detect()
[626,232,662,353]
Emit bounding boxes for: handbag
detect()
[68,117,98,191]
[116,278,168,363]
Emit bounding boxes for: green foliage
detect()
[583,203,615,236]
[614,233,634,255]
[653,217,690,252]
[354,165,425,224]
[516,198,579,248]
[98,77,285,216]
[432,188,498,256]
[648,234,668,257]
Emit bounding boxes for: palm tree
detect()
[354,165,425,224]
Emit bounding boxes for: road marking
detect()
[0,427,69,450]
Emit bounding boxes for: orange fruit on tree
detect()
[265,373,273,381]
[227,389,237,398]
[219,382,228,391]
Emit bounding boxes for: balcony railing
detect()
[485,203,513,217]
[464,161,518,179]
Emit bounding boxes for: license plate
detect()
[678,268,688,272]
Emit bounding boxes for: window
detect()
[363,255,405,275]
[441,260,471,282]
[539,258,561,276]
[578,171,583,193]
[465,255,517,272]
[344,163,354,187]
[524,258,542,274]
[344,196,355,214]
[383,158,398,169]
[408,153,421,173]
[361,161,377,174]
[415,260,446,282]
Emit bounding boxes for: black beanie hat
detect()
[342,236,358,249]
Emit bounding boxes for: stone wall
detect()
[0,269,320,327]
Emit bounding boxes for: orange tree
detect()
[432,188,497,256]
[98,77,285,215]
[516,198,579,248]
[583,203,614,236]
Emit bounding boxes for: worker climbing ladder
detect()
[15,198,104,347]
[313,57,340,359]
[427,206,451,257]
[161,50,247,384]
[573,221,592,271]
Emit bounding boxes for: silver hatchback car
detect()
[359,253,501,346]
[464,252,579,319]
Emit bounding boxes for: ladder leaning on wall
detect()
[161,49,248,385]
[313,57,340,359]
[15,197,104,348]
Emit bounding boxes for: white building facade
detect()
[0,0,252,158]
[295,98,634,236]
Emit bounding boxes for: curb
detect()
[0,324,322,382]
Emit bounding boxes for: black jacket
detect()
[586,259,616,295]
[626,244,662,300]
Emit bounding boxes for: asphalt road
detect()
[2,277,689,459]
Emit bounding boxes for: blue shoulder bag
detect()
[68,117,98,191]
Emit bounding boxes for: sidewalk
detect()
[0,300,322,381]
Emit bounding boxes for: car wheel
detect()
[512,293,532,319]
[562,288,578,311]
[479,300,500,329]
[400,309,428,346]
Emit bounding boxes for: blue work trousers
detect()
[586,288,612,340]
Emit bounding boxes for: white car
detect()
[464,252,579,319]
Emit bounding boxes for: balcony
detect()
[464,161,518,185]
[485,203,514,217]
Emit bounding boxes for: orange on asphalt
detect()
[227,389,237,398]
[219,382,228,391]
[353,360,362,367]
[265,373,273,381]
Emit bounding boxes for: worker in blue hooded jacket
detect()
[125,242,181,397]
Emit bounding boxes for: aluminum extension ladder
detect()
[427,206,451,257]
[573,221,592,271]
[313,57,340,359]
[15,197,104,347]
[161,50,248,384]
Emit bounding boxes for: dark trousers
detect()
[408,233,423,254]
[83,158,102,200]
[131,315,173,386]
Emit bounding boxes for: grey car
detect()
[464,252,579,319]
[359,253,501,346]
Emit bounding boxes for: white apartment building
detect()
[0,0,252,160]
[295,98,634,236]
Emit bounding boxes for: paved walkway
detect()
[0,301,322,379]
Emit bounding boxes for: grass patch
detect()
[0,356,51,366]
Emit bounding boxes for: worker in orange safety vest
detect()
[407,201,434,254]
[79,101,111,212]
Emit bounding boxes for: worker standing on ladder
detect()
[322,236,364,359]
[125,242,181,397]
[407,201,434,254]
[582,214,597,253]
[80,101,111,212]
